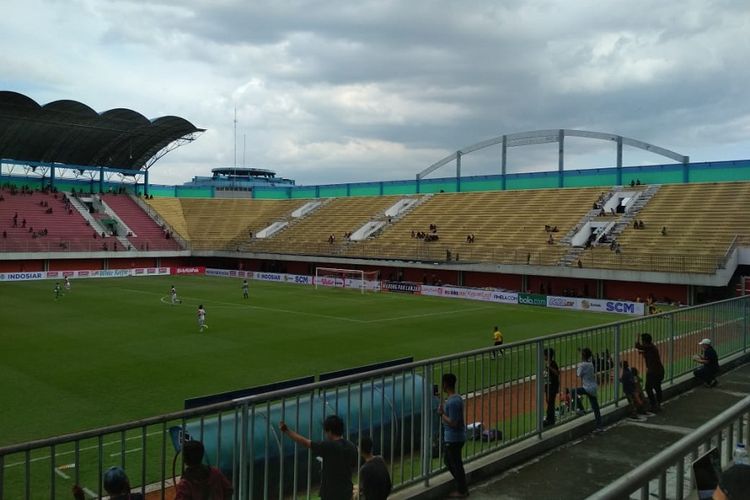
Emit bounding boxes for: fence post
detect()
[744,298,749,354]
[238,402,249,499]
[421,364,433,486]
[669,313,676,384]
[536,339,545,437]
[614,325,621,406]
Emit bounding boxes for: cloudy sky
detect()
[1,0,749,185]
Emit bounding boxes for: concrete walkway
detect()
[464,363,750,500]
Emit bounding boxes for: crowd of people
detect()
[411,223,440,242]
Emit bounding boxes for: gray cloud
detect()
[1,0,749,185]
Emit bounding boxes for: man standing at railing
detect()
[635,333,665,413]
[280,415,358,500]
[573,348,604,433]
[437,373,469,498]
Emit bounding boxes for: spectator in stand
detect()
[280,415,357,500]
[174,440,233,499]
[22,218,26,228]
[638,220,645,229]
[573,347,603,433]
[661,226,668,236]
[357,436,392,500]
[73,466,144,500]
[2,231,6,238]
[543,348,560,427]
[547,234,554,245]
[694,338,720,387]
[635,333,665,412]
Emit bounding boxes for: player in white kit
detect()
[64,277,71,291]
[197,304,207,332]
[170,285,181,305]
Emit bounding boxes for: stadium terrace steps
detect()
[577,182,750,273]
[142,196,190,241]
[147,197,306,250]
[243,195,404,255]
[101,194,182,251]
[0,188,99,252]
[344,187,603,265]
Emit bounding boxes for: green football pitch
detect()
[0,275,622,447]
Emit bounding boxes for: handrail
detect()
[130,194,191,250]
[719,234,740,269]
[587,395,750,500]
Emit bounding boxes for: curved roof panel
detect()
[0,91,203,171]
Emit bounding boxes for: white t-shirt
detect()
[577,361,597,396]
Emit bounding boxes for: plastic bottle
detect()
[734,443,749,465]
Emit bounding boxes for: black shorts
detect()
[494,341,503,346]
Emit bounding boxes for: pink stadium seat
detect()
[100,194,182,251]
[0,188,100,252]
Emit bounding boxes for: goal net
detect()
[314,267,381,293]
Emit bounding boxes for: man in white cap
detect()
[694,338,719,387]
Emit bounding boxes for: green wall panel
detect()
[382,183,417,195]
[506,176,558,190]
[318,185,347,197]
[690,166,750,183]
[290,188,317,199]
[563,172,617,187]
[349,184,382,196]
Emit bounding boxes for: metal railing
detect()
[587,395,750,500]
[236,238,745,274]
[1,296,748,499]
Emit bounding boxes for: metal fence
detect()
[587,395,750,500]
[1,296,748,499]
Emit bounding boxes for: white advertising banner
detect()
[421,285,518,304]
[546,295,645,316]
[0,267,170,282]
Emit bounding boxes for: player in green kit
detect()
[53,282,62,300]
[242,279,249,299]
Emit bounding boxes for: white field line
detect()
[155,291,492,324]
[54,467,70,480]
[109,447,142,458]
[82,487,97,498]
[3,430,163,469]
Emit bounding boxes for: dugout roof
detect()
[0,91,204,172]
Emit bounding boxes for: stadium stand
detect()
[579,182,750,273]
[0,187,99,252]
[146,197,305,250]
[101,194,182,251]
[344,187,603,264]
[243,195,403,255]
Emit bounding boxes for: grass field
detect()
[0,275,623,447]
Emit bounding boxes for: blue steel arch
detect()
[416,129,690,189]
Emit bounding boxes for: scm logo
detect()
[606,302,635,313]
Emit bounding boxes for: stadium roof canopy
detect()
[0,91,204,173]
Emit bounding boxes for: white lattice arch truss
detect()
[417,129,689,187]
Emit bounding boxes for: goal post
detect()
[314,267,381,293]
